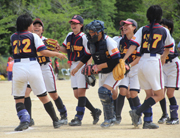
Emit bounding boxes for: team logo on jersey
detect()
[95,55,100,60]
[111,48,119,54]
[67,42,71,49]
[132,36,136,40]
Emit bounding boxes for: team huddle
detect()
[10,5,179,131]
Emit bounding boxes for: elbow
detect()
[39,50,47,56]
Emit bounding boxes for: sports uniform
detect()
[62,15,101,126]
[24,18,68,126]
[123,5,174,129]
[113,19,141,125]
[62,32,88,89]
[158,19,179,125]
[12,15,66,131]
[71,20,122,128]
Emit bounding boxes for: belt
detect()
[14,57,36,63]
[142,53,161,58]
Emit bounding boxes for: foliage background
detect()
[0,0,180,74]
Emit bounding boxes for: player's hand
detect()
[57,53,67,60]
[71,68,78,76]
[92,64,101,74]
[161,57,166,65]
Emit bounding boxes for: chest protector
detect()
[88,39,109,65]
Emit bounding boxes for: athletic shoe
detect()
[14,122,29,131]
[91,108,102,125]
[129,110,140,127]
[29,118,35,127]
[114,116,122,125]
[166,118,179,125]
[59,114,68,125]
[100,119,114,128]
[53,120,61,128]
[158,114,169,124]
[143,122,159,129]
[69,116,81,126]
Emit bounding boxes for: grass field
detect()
[0,79,180,138]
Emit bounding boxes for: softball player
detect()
[11,14,67,131]
[113,19,142,125]
[123,5,174,129]
[60,15,101,126]
[24,18,68,126]
[71,20,122,128]
[158,18,179,125]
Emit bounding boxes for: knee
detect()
[166,91,174,98]
[98,86,112,103]
[49,93,58,100]
[119,88,127,96]
[112,89,118,100]
[130,91,138,98]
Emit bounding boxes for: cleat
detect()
[53,120,61,128]
[14,122,29,131]
[59,114,68,125]
[69,116,81,126]
[143,122,159,129]
[101,119,115,128]
[29,118,35,127]
[114,116,122,125]
[91,108,102,125]
[166,118,179,125]
[129,110,140,127]
[158,114,169,124]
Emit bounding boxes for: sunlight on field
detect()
[0,80,179,138]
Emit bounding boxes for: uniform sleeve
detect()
[106,36,120,59]
[129,27,143,47]
[62,32,72,48]
[82,37,91,56]
[164,28,174,48]
[113,36,122,50]
[33,33,46,52]
[136,45,141,57]
[169,38,175,53]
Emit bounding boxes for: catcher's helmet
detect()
[85,20,105,33]
[85,20,106,43]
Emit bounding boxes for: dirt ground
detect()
[0,79,180,138]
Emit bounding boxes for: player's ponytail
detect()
[145,5,162,51]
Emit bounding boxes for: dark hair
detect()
[146,5,162,23]
[16,14,33,31]
[160,18,174,34]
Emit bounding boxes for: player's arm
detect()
[123,45,137,61]
[161,48,170,65]
[87,57,93,65]
[40,50,67,60]
[129,56,141,67]
[56,43,67,53]
[71,54,91,76]
[161,28,174,65]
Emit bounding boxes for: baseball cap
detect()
[33,18,44,27]
[120,18,138,28]
[69,15,84,24]
[8,57,13,61]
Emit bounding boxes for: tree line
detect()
[0,0,180,55]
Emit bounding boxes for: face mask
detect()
[87,33,98,43]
